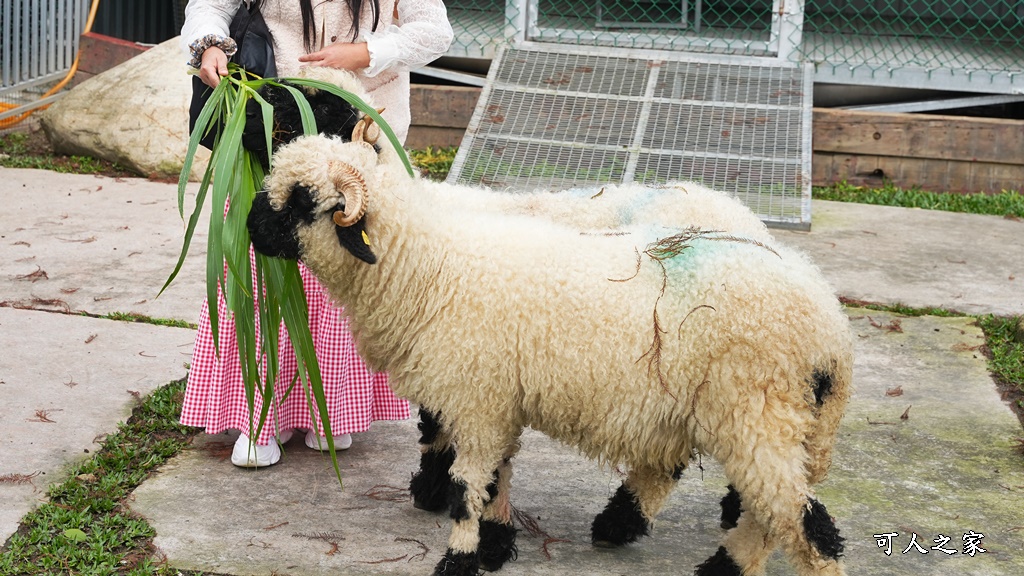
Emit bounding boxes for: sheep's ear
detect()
[334,216,377,264]
[247,191,303,259]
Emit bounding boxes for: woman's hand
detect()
[199,46,229,88]
[298,42,371,71]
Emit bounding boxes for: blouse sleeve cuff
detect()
[187,34,238,69]
[364,28,402,78]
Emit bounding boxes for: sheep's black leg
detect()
[433,423,519,576]
[694,546,743,576]
[592,463,683,547]
[409,407,456,512]
[479,519,517,571]
[719,484,742,529]
[433,479,481,575]
[434,548,478,576]
[478,453,519,571]
[591,484,649,547]
[705,431,846,576]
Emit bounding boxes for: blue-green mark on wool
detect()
[644,228,779,265]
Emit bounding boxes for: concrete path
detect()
[1,167,1022,574]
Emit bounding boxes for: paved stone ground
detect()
[1,168,1022,575]
[129,311,1024,576]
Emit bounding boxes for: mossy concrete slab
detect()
[129,311,1024,575]
[775,200,1024,316]
[0,307,193,543]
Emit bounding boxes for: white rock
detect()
[40,37,210,181]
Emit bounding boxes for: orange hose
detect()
[0,0,101,128]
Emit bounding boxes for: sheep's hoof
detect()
[433,549,479,576]
[695,546,743,576]
[478,520,518,571]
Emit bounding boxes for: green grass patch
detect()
[0,380,198,575]
[100,312,196,330]
[813,181,1024,218]
[0,131,133,176]
[977,315,1024,412]
[408,145,457,181]
[842,299,1024,416]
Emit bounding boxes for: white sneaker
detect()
[230,430,293,468]
[305,430,352,451]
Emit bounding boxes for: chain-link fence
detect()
[798,1,1024,92]
[445,0,1024,93]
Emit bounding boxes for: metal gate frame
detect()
[519,0,807,61]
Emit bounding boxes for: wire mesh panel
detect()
[448,46,813,229]
[446,0,520,59]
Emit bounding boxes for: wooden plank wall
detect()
[408,85,1024,194]
[406,85,480,150]
[812,108,1024,193]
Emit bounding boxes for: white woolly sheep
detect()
[238,67,773,519]
[246,129,853,576]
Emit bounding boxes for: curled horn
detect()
[351,107,386,145]
[329,161,369,227]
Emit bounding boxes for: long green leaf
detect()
[177,76,228,217]
[159,157,214,298]
[285,77,415,177]
[266,256,342,485]
[161,76,230,297]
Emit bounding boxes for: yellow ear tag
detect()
[361,230,371,246]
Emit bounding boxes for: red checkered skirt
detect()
[180,260,410,445]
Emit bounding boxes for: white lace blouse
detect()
[181,0,452,76]
[180,0,454,141]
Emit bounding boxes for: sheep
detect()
[246,127,853,576]
[455,180,774,240]
[240,67,783,523]
[236,68,778,526]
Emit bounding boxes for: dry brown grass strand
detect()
[678,304,717,338]
[644,227,779,261]
[542,537,571,560]
[292,531,345,542]
[395,537,429,562]
[608,246,642,282]
[365,484,412,502]
[511,503,549,538]
[0,471,41,487]
[690,364,714,437]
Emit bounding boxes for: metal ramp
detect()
[446,45,814,229]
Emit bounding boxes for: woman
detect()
[179,0,453,467]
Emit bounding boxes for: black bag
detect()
[188,1,276,150]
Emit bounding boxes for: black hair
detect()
[298,0,382,52]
